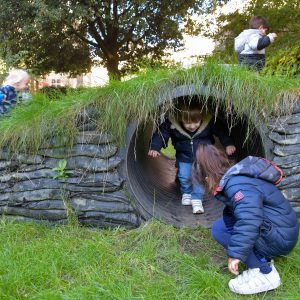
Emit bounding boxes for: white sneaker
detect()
[181,194,192,206]
[191,199,204,214]
[228,264,281,295]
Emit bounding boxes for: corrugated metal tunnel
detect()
[123,86,268,228]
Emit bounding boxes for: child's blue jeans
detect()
[177,162,204,200]
[212,218,272,274]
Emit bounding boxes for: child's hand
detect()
[148,150,160,158]
[271,32,278,39]
[226,145,236,156]
[228,257,240,275]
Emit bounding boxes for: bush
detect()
[263,43,300,77]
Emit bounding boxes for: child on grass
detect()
[148,103,236,214]
[194,144,299,295]
[0,69,30,115]
[235,16,277,71]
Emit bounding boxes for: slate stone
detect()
[269,132,300,145]
[14,200,65,210]
[70,191,129,203]
[268,113,300,125]
[38,144,117,159]
[0,169,56,183]
[76,131,113,144]
[0,207,67,220]
[0,215,67,225]
[273,154,300,168]
[45,156,122,171]
[71,197,134,213]
[78,123,97,131]
[281,166,300,176]
[0,160,16,171]
[0,152,44,164]
[81,211,140,224]
[292,102,300,113]
[277,173,300,188]
[268,123,300,135]
[12,178,61,192]
[281,188,300,200]
[0,189,62,203]
[66,171,123,187]
[79,218,138,228]
[66,184,121,193]
[273,144,300,156]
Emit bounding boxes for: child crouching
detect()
[194,144,299,295]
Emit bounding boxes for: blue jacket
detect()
[0,85,17,114]
[214,156,299,261]
[150,114,234,163]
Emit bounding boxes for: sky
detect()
[70,0,250,85]
[170,0,249,67]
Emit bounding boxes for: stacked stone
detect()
[268,102,300,220]
[0,111,142,228]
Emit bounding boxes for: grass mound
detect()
[0,61,299,153]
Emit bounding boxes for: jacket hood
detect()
[234,29,261,53]
[214,156,283,195]
[168,113,212,138]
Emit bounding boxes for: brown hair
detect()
[193,144,233,192]
[176,104,202,124]
[249,16,269,30]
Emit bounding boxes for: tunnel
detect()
[123,85,270,228]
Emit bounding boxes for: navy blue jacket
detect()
[0,85,17,114]
[150,115,234,163]
[214,156,299,261]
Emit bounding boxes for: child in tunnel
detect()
[148,102,236,214]
[194,144,299,295]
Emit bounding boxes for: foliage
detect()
[52,159,72,180]
[0,0,227,79]
[0,219,299,298]
[263,42,300,76]
[0,61,298,154]
[204,0,300,71]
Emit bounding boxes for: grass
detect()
[0,219,299,299]
[0,60,299,154]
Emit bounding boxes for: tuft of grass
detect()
[0,61,299,154]
[0,219,298,299]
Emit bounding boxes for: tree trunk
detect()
[107,57,121,81]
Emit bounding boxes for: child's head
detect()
[194,144,232,192]
[249,16,269,31]
[3,69,30,91]
[179,105,202,133]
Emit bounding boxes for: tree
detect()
[0,0,227,80]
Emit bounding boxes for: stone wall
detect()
[0,117,142,228]
[0,101,299,228]
[269,102,300,219]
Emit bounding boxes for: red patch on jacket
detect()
[234,191,244,202]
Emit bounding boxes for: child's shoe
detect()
[228,264,281,295]
[181,194,192,206]
[191,199,204,214]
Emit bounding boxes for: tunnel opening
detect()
[124,92,267,228]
